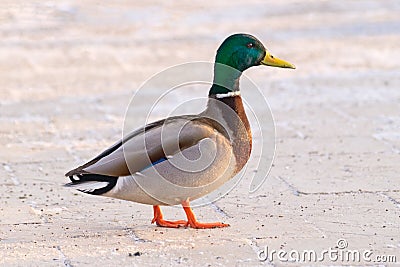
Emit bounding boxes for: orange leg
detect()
[151,205,187,228]
[181,200,230,229]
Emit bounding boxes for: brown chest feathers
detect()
[204,94,252,173]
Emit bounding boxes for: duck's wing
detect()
[65,116,172,178]
[65,115,226,194]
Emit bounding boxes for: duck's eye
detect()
[246,43,254,48]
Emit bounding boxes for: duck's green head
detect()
[215,33,295,72]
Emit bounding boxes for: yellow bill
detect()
[261,51,296,69]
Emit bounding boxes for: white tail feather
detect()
[67,181,109,193]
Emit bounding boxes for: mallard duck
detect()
[65,33,295,229]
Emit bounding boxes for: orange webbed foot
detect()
[151,203,230,229]
[182,200,230,229]
[186,220,230,229]
[151,206,187,228]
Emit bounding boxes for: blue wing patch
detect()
[141,156,168,171]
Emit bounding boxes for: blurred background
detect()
[1,1,399,266]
